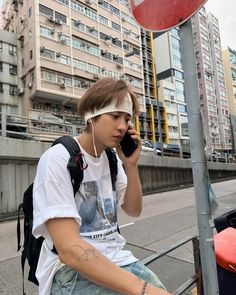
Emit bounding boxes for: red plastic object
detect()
[214,227,236,273]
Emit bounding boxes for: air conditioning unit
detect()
[20,16,25,23]
[55,19,62,25]
[51,29,55,35]
[85,0,92,4]
[121,16,126,22]
[48,16,54,23]
[74,20,81,27]
[94,74,100,80]
[60,82,66,88]
[9,68,17,75]
[28,82,33,89]
[170,95,175,100]
[116,64,123,69]
[98,0,104,4]
[81,41,86,47]
[18,87,24,95]
[124,29,132,35]
[9,50,16,55]
[40,46,46,52]
[56,52,61,57]
[101,67,106,72]
[113,55,118,60]
[105,39,111,45]
[60,37,66,43]
[89,26,95,32]
[19,0,23,4]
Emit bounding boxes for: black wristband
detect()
[141,280,148,295]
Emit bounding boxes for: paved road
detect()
[1,179,236,294]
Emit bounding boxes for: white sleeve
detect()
[115,157,127,208]
[32,144,81,240]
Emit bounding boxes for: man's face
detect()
[93,112,131,148]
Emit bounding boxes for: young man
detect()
[33,78,171,295]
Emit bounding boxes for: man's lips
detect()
[113,135,122,140]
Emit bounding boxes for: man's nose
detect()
[117,118,128,132]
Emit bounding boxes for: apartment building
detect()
[0,4,5,29]
[140,28,167,145]
[0,30,20,116]
[192,8,232,152]
[2,0,149,137]
[153,27,189,155]
[222,47,236,152]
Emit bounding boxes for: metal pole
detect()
[179,19,219,295]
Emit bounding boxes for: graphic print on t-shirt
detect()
[75,174,118,236]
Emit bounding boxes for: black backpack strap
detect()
[52,136,84,195]
[105,148,118,189]
[105,148,119,233]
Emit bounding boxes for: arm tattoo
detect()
[72,244,99,262]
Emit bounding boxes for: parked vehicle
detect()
[141,140,161,155]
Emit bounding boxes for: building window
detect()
[41,48,55,60]
[40,26,55,39]
[55,11,67,23]
[110,5,120,16]
[30,50,33,59]
[39,4,53,17]
[41,70,57,82]
[56,54,71,65]
[0,83,3,93]
[112,22,121,32]
[99,15,108,26]
[9,65,17,75]
[22,58,24,67]
[0,41,2,51]
[0,62,2,71]
[9,45,17,55]
[73,59,86,71]
[58,0,69,5]
[9,85,18,95]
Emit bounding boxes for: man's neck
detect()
[77,132,105,158]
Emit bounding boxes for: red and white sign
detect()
[129,0,207,31]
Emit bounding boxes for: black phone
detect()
[120,131,137,157]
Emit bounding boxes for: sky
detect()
[204,0,236,50]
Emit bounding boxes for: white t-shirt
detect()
[32,141,137,295]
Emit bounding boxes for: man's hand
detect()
[116,126,142,166]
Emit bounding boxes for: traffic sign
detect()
[129,0,207,31]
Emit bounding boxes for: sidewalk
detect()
[1,179,236,294]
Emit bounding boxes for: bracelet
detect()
[141,280,148,295]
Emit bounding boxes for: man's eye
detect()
[112,114,119,119]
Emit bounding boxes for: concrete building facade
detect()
[153,27,189,156]
[222,47,236,153]
[0,30,20,115]
[192,8,232,153]
[1,0,168,144]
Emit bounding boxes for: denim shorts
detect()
[50,261,166,295]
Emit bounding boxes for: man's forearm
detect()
[58,238,144,295]
[122,164,142,216]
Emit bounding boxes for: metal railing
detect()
[0,112,81,142]
[141,236,201,295]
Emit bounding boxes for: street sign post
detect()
[129,0,207,31]
[128,0,219,294]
